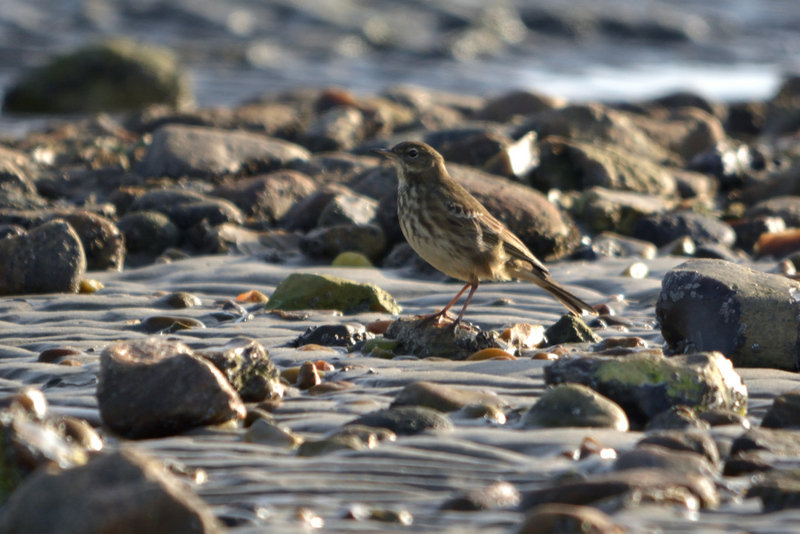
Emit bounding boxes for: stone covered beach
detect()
[3,1,800,533]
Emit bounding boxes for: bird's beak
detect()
[371,148,396,160]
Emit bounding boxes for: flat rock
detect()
[265,272,401,315]
[138,124,310,178]
[391,380,505,413]
[347,406,454,436]
[656,259,800,370]
[97,338,246,439]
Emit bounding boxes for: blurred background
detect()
[0,0,797,110]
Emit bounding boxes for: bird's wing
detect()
[441,191,549,276]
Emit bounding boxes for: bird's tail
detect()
[509,268,598,316]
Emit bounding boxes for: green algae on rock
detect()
[266,273,401,315]
[544,351,747,428]
[3,39,193,113]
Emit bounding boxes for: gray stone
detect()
[522,383,629,430]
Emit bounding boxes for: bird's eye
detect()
[406,148,418,159]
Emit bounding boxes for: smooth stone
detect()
[591,232,657,259]
[515,503,623,534]
[299,223,387,262]
[644,405,710,431]
[730,428,800,457]
[117,211,180,257]
[265,273,401,315]
[317,192,378,227]
[544,351,747,428]
[638,430,720,467]
[213,170,316,224]
[97,338,245,439]
[0,448,223,533]
[580,186,673,235]
[441,481,521,511]
[281,184,354,232]
[295,435,365,456]
[244,419,302,448]
[347,406,453,436]
[748,469,800,512]
[391,380,505,413]
[612,445,718,479]
[633,211,736,247]
[746,196,800,227]
[300,106,365,152]
[0,220,86,296]
[762,390,800,429]
[656,259,800,370]
[522,383,629,431]
[138,124,309,178]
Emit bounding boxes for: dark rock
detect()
[195,338,282,402]
[535,137,677,197]
[730,428,800,457]
[671,168,719,199]
[288,153,374,186]
[633,211,735,247]
[385,316,511,360]
[748,470,800,512]
[474,90,564,122]
[281,184,352,232]
[746,196,800,227]
[441,481,520,511]
[520,468,719,510]
[3,39,192,113]
[347,406,453,436]
[544,351,747,428]
[0,448,223,533]
[317,192,378,227]
[590,232,657,259]
[0,220,86,295]
[688,141,765,190]
[726,101,766,137]
[300,223,387,262]
[580,187,672,235]
[265,273,401,315]
[138,124,310,179]
[762,390,800,429]
[156,291,201,309]
[628,107,726,162]
[514,503,623,534]
[213,170,316,224]
[543,314,602,345]
[638,431,720,467]
[294,323,373,348]
[644,405,710,431]
[0,146,37,194]
[612,445,717,479]
[296,435,365,456]
[656,259,800,369]
[53,211,124,271]
[391,380,505,413]
[97,338,245,439]
[140,315,206,333]
[732,216,786,252]
[522,383,628,430]
[117,211,180,258]
[128,189,244,230]
[693,243,747,262]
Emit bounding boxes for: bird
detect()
[372,141,597,328]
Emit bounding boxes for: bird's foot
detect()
[413,310,456,329]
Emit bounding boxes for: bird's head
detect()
[372,141,445,183]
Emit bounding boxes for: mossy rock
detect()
[3,38,193,113]
[265,273,401,315]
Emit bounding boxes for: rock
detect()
[265,273,401,315]
[671,168,719,199]
[580,187,673,235]
[0,448,223,533]
[535,137,677,197]
[317,192,378,227]
[0,146,37,194]
[300,106,365,152]
[730,428,800,457]
[0,220,86,295]
[347,406,453,436]
[483,131,540,180]
[522,383,629,430]
[126,189,245,233]
[544,351,747,428]
[213,170,316,224]
[156,291,202,309]
[520,468,719,510]
[300,224,387,262]
[244,419,303,448]
[385,316,512,360]
[441,481,521,511]
[52,211,124,271]
[543,314,602,345]
[515,503,623,534]
[748,469,800,512]
[391,381,505,413]
[281,184,353,231]
[590,232,657,259]
[474,89,564,122]
[732,216,786,253]
[762,390,800,429]
[644,405,710,431]
[628,107,726,162]
[138,125,310,179]
[97,338,246,439]
[195,338,282,402]
[638,431,720,467]
[612,446,718,479]
[296,435,366,456]
[746,196,800,227]
[294,323,373,348]
[656,259,800,369]
[633,211,736,247]
[331,251,373,267]
[117,211,180,257]
[2,39,192,113]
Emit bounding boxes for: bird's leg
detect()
[451,282,479,329]
[416,282,472,327]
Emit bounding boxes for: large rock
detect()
[138,125,310,178]
[195,338,282,402]
[2,39,193,113]
[127,189,244,229]
[633,211,736,247]
[656,259,800,369]
[97,338,246,439]
[0,220,86,295]
[265,273,401,315]
[0,448,223,533]
[522,383,629,430]
[213,170,316,224]
[544,351,747,428]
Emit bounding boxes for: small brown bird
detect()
[372,141,597,327]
